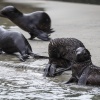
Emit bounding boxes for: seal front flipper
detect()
[47,28,55,34]
[44,64,51,77]
[78,67,90,85]
[37,32,50,41]
[18,54,29,62]
[44,64,56,77]
[49,64,56,77]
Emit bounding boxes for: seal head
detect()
[0,6,22,18]
[75,47,91,62]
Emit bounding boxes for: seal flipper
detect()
[44,63,56,77]
[47,28,55,34]
[31,28,50,41]
[78,67,90,85]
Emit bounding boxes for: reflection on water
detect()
[0,0,100,100]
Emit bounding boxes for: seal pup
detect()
[66,47,100,86]
[0,27,48,61]
[0,6,54,41]
[44,38,85,77]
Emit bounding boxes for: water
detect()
[0,0,100,99]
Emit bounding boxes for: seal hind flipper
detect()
[18,54,29,62]
[31,28,50,41]
[47,28,55,34]
[37,32,50,41]
[44,64,51,77]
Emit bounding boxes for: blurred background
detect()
[0,0,100,5]
[51,0,100,5]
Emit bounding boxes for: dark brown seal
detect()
[0,6,54,41]
[66,47,100,86]
[0,27,48,61]
[44,38,85,77]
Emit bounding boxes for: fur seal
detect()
[0,6,54,41]
[66,47,100,86]
[44,38,85,77]
[0,27,48,61]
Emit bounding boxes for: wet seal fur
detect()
[44,38,85,77]
[66,47,100,86]
[0,6,54,41]
[0,27,48,61]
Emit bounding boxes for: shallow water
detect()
[0,0,100,100]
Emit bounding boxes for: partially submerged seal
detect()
[44,38,85,77]
[66,47,100,86]
[0,27,48,61]
[0,6,54,41]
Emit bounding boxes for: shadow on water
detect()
[0,0,100,100]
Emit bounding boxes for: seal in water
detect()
[66,47,100,86]
[44,38,85,77]
[0,6,54,41]
[0,27,48,61]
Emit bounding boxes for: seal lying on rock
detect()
[44,38,85,77]
[66,47,100,86]
[0,27,48,61]
[0,6,54,41]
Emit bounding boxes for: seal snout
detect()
[0,6,20,18]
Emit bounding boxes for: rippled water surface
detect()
[0,0,100,99]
